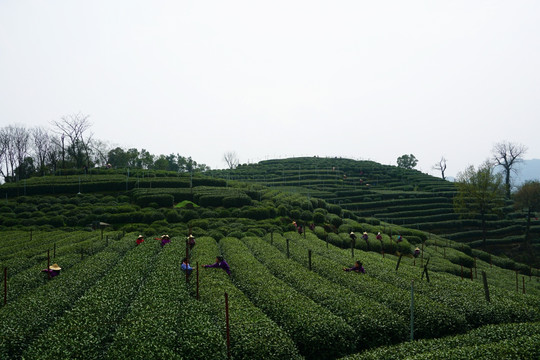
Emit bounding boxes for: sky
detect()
[1,0,539,178]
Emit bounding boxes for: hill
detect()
[209,156,539,267]
[0,160,539,359]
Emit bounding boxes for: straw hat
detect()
[162,234,170,239]
[137,235,144,239]
[350,232,355,235]
[363,232,368,235]
[188,234,194,239]
[49,263,61,271]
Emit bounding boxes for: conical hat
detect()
[49,263,61,271]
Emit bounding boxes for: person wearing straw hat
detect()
[41,263,62,278]
[362,232,369,241]
[187,234,196,250]
[414,247,421,258]
[136,235,144,246]
[203,255,231,276]
[349,231,357,242]
[376,232,383,241]
[160,234,171,247]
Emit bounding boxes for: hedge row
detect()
[274,232,466,339]
[0,235,134,358]
[192,236,302,360]
[296,232,539,330]
[23,237,161,359]
[106,238,226,359]
[339,322,540,360]
[220,237,356,359]
[247,236,408,350]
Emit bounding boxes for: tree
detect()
[224,151,239,170]
[31,127,51,176]
[492,141,527,199]
[396,154,418,169]
[433,157,447,180]
[453,161,505,247]
[51,113,93,169]
[514,181,540,247]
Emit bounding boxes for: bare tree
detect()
[0,128,9,181]
[223,151,239,169]
[492,141,527,199]
[51,113,93,168]
[91,139,113,168]
[32,127,51,176]
[433,156,447,180]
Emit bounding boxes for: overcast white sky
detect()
[1,0,539,177]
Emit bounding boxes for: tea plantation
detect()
[0,157,538,359]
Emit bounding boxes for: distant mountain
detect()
[513,159,540,185]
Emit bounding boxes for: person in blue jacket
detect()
[181,257,193,275]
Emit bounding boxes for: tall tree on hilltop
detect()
[433,156,447,180]
[224,151,239,169]
[514,180,540,248]
[453,161,505,247]
[51,113,93,169]
[492,141,527,199]
[396,154,417,169]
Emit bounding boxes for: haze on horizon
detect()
[1,1,539,178]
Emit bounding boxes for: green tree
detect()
[514,180,540,246]
[453,161,505,247]
[396,154,418,169]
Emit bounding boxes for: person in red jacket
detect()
[136,234,144,245]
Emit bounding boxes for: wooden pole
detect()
[396,254,403,272]
[225,292,231,360]
[47,249,51,280]
[410,280,414,341]
[482,271,490,302]
[196,262,199,300]
[3,267,6,305]
[53,243,56,258]
[421,242,424,267]
[286,238,290,259]
[308,250,312,271]
[351,238,355,258]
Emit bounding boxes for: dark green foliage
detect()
[135,194,174,207]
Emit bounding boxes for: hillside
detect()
[0,161,539,359]
[209,156,539,267]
